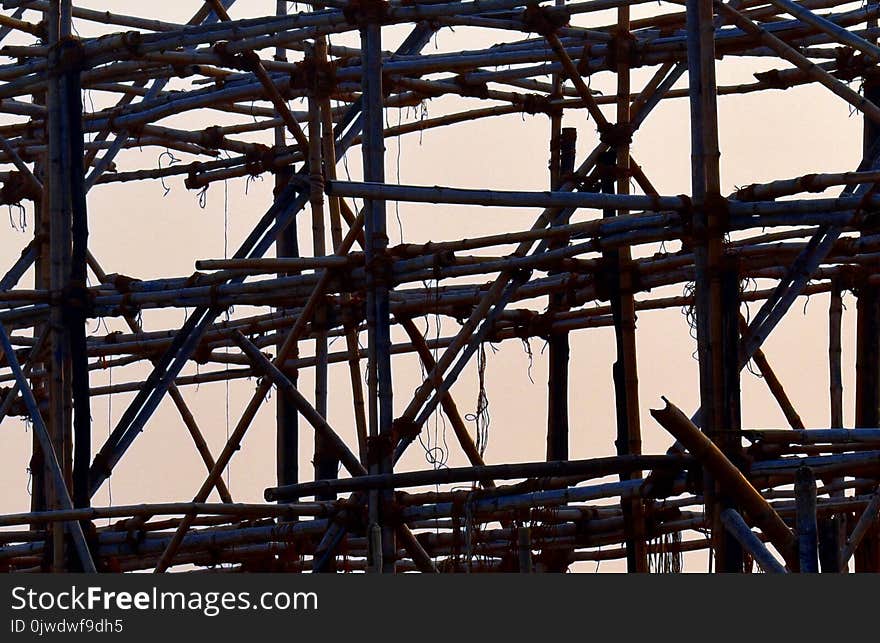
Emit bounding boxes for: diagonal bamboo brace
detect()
[720,508,787,574]
[232,330,365,478]
[651,397,799,570]
[235,331,437,573]
[839,485,880,571]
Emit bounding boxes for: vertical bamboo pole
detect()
[274,0,299,502]
[830,281,844,429]
[820,279,845,572]
[61,0,93,568]
[307,44,336,510]
[716,261,744,572]
[30,87,47,537]
[361,16,395,573]
[45,0,74,572]
[686,0,732,572]
[855,71,880,572]
[545,127,574,463]
[318,38,369,465]
[611,13,647,573]
[518,526,533,573]
[548,0,564,190]
[795,466,819,573]
[65,34,89,516]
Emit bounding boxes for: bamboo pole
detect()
[150,214,366,573]
[86,253,233,504]
[273,0,300,506]
[739,315,804,430]
[306,43,335,507]
[830,282,844,429]
[840,485,880,571]
[795,466,819,573]
[360,17,395,574]
[5,0,880,576]
[715,2,880,126]
[545,127,576,465]
[45,0,74,571]
[0,321,95,573]
[233,331,364,478]
[266,454,689,501]
[650,399,799,569]
[720,509,787,574]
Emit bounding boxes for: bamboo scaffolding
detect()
[2,0,880,574]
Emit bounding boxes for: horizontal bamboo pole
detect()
[266,455,691,501]
[0,501,333,528]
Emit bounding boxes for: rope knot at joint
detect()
[290,58,337,97]
[365,433,395,467]
[367,247,395,286]
[120,31,141,57]
[511,311,537,340]
[0,172,37,205]
[201,125,225,150]
[576,42,595,76]
[60,281,94,318]
[753,68,789,90]
[49,36,86,77]
[211,42,256,72]
[238,144,271,178]
[453,75,490,99]
[431,250,455,279]
[676,194,694,238]
[593,256,624,301]
[704,191,730,235]
[184,162,207,190]
[606,28,638,69]
[521,93,553,115]
[598,122,633,148]
[191,341,214,365]
[528,312,555,340]
[207,283,226,311]
[342,0,390,25]
[391,417,419,444]
[521,5,570,35]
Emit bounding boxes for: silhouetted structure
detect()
[0,0,879,573]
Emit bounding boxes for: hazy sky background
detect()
[0,1,866,571]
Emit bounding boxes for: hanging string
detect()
[341,151,360,216]
[8,203,26,231]
[157,149,181,197]
[521,337,535,384]
[418,100,429,145]
[681,281,700,361]
[466,344,491,458]
[198,185,209,209]
[245,173,263,195]
[649,530,682,573]
[417,279,450,470]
